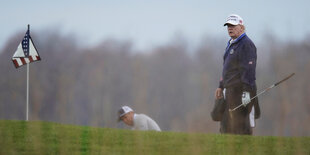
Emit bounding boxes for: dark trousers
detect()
[220,85,259,135]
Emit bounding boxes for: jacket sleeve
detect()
[238,41,257,91]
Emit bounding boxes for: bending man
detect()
[118,106,161,131]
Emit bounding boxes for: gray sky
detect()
[1,0,310,50]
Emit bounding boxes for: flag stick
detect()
[12,24,40,121]
[26,24,30,121]
[26,63,29,121]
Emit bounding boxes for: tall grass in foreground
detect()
[0,120,309,154]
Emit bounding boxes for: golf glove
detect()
[242,91,251,107]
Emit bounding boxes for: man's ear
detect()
[241,25,246,31]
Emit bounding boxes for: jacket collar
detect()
[224,33,247,57]
[228,33,246,45]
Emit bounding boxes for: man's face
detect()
[121,112,134,126]
[227,24,243,39]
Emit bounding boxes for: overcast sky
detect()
[1,0,310,50]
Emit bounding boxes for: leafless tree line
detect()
[0,30,309,136]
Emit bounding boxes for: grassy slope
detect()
[0,120,309,155]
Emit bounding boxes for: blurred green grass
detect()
[0,120,309,154]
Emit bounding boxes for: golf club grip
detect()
[274,73,295,86]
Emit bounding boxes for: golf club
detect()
[229,73,295,112]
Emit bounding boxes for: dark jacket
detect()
[219,33,257,91]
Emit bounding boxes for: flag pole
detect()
[26,24,30,121]
[26,63,29,121]
[12,24,41,121]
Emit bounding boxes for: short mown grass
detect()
[0,120,309,154]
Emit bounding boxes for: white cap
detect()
[118,106,133,121]
[224,14,244,26]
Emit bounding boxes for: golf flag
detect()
[12,25,41,68]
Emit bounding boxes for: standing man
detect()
[118,106,161,131]
[214,14,260,135]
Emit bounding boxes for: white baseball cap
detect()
[224,14,244,26]
[118,106,133,121]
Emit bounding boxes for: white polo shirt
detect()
[132,113,161,131]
